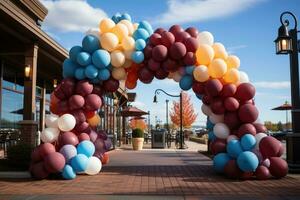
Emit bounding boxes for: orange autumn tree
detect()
[170,92,197,128]
[129,118,147,131]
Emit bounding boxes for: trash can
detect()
[151,130,166,148]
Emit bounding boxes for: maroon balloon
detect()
[202,95,212,105]
[31,146,42,163]
[70,109,86,124]
[39,143,56,157]
[238,104,259,123]
[224,159,243,179]
[169,42,186,60]
[237,123,256,138]
[259,136,281,158]
[60,78,75,98]
[277,143,284,157]
[235,83,256,101]
[94,138,105,151]
[155,68,169,80]
[211,98,225,115]
[224,97,239,111]
[149,33,162,46]
[161,31,175,48]
[84,94,102,111]
[184,37,199,52]
[210,139,226,155]
[44,152,65,173]
[152,45,168,62]
[254,123,267,133]
[192,81,205,95]
[183,52,196,66]
[74,121,90,134]
[92,85,104,96]
[103,78,119,92]
[205,79,223,97]
[255,165,270,180]
[144,45,153,59]
[59,131,79,146]
[221,84,237,97]
[56,100,69,114]
[76,80,93,96]
[68,95,85,110]
[224,112,240,130]
[54,84,66,100]
[138,67,154,84]
[78,132,90,142]
[240,172,254,180]
[169,25,184,35]
[162,58,178,72]
[30,161,49,179]
[154,28,166,35]
[185,27,199,38]
[147,58,160,71]
[269,157,288,178]
[175,31,191,43]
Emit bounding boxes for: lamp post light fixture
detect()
[153,89,184,149]
[275,11,300,172]
[24,65,31,78]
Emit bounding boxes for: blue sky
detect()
[40,0,300,126]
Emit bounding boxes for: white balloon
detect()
[86,28,100,38]
[262,158,270,168]
[58,114,76,132]
[201,104,212,116]
[254,132,268,149]
[45,114,59,128]
[41,127,60,143]
[239,71,249,83]
[227,135,238,143]
[85,156,102,175]
[213,123,230,139]
[197,31,214,46]
[209,113,224,124]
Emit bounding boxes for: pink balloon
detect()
[59,131,79,146]
[44,152,65,173]
[76,80,93,96]
[78,132,90,142]
[84,94,102,111]
[68,95,85,110]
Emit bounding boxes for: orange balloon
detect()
[50,92,59,105]
[126,80,137,89]
[50,104,58,115]
[85,111,96,119]
[87,114,101,127]
[101,153,109,165]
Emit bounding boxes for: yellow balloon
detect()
[87,114,100,127]
[99,18,115,33]
[111,23,128,42]
[124,50,133,59]
[193,65,209,82]
[196,44,214,66]
[226,55,240,69]
[110,50,125,67]
[208,58,227,78]
[100,32,119,52]
[123,59,132,68]
[119,20,134,35]
[112,67,127,80]
[121,36,135,51]
[223,68,240,84]
[212,43,228,60]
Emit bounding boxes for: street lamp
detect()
[274,11,300,172]
[153,89,184,149]
[166,99,169,133]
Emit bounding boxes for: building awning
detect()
[121,107,148,117]
[271,101,292,110]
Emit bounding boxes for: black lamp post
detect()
[153,89,183,149]
[166,99,169,133]
[275,11,300,172]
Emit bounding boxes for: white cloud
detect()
[253,81,290,89]
[131,101,146,110]
[227,45,247,54]
[41,0,107,32]
[153,0,264,25]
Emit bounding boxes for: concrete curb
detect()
[0,171,31,179]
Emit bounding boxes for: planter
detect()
[132,138,144,150]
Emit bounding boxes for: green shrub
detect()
[132,128,144,138]
[7,143,34,168]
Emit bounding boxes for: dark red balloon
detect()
[259,136,281,158]
[192,81,205,95]
[254,123,268,133]
[68,95,85,110]
[185,27,199,38]
[103,78,119,92]
[238,104,259,123]
[92,85,104,96]
[269,157,288,178]
[78,132,90,142]
[224,112,240,130]
[169,42,186,60]
[31,146,42,163]
[39,143,56,157]
[169,25,184,35]
[184,37,199,52]
[138,67,154,84]
[56,100,69,114]
[154,28,166,35]
[221,84,237,97]
[240,172,254,180]
[149,33,162,46]
[255,165,270,180]
[54,84,66,100]
[205,79,223,97]
[235,83,256,101]
[84,94,102,111]
[237,123,256,138]
[155,68,169,80]
[183,52,196,65]
[161,31,175,48]
[175,31,190,43]
[210,139,226,155]
[147,58,160,71]
[59,131,79,146]
[224,160,243,179]
[224,97,239,111]
[202,95,212,105]
[162,58,178,72]
[144,45,153,59]
[44,152,65,173]
[76,80,93,96]
[70,109,86,124]
[277,143,284,157]
[152,45,168,62]
[30,161,49,179]
[210,98,225,115]
[60,78,75,98]
[74,122,90,134]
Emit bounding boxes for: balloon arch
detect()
[29,13,288,180]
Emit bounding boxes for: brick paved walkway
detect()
[0,142,299,200]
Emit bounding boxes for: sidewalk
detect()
[0,141,299,200]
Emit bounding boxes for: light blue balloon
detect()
[241,134,256,151]
[75,68,86,80]
[63,59,78,78]
[112,13,121,23]
[227,139,243,158]
[77,140,95,157]
[70,154,88,172]
[206,119,214,130]
[185,66,195,75]
[120,13,131,22]
[213,153,230,173]
[69,46,82,63]
[85,64,98,79]
[179,75,193,90]
[131,51,144,64]
[138,21,153,35]
[82,35,100,53]
[62,164,76,180]
[59,144,77,163]
[133,28,150,41]
[208,131,216,141]
[237,151,259,172]
[98,68,111,81]
[135,39,146,51]
[77,52,91,66]
[92,49,111,68]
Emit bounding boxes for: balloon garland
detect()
[29,13,288,180]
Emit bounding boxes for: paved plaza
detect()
[0,141,299,200]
